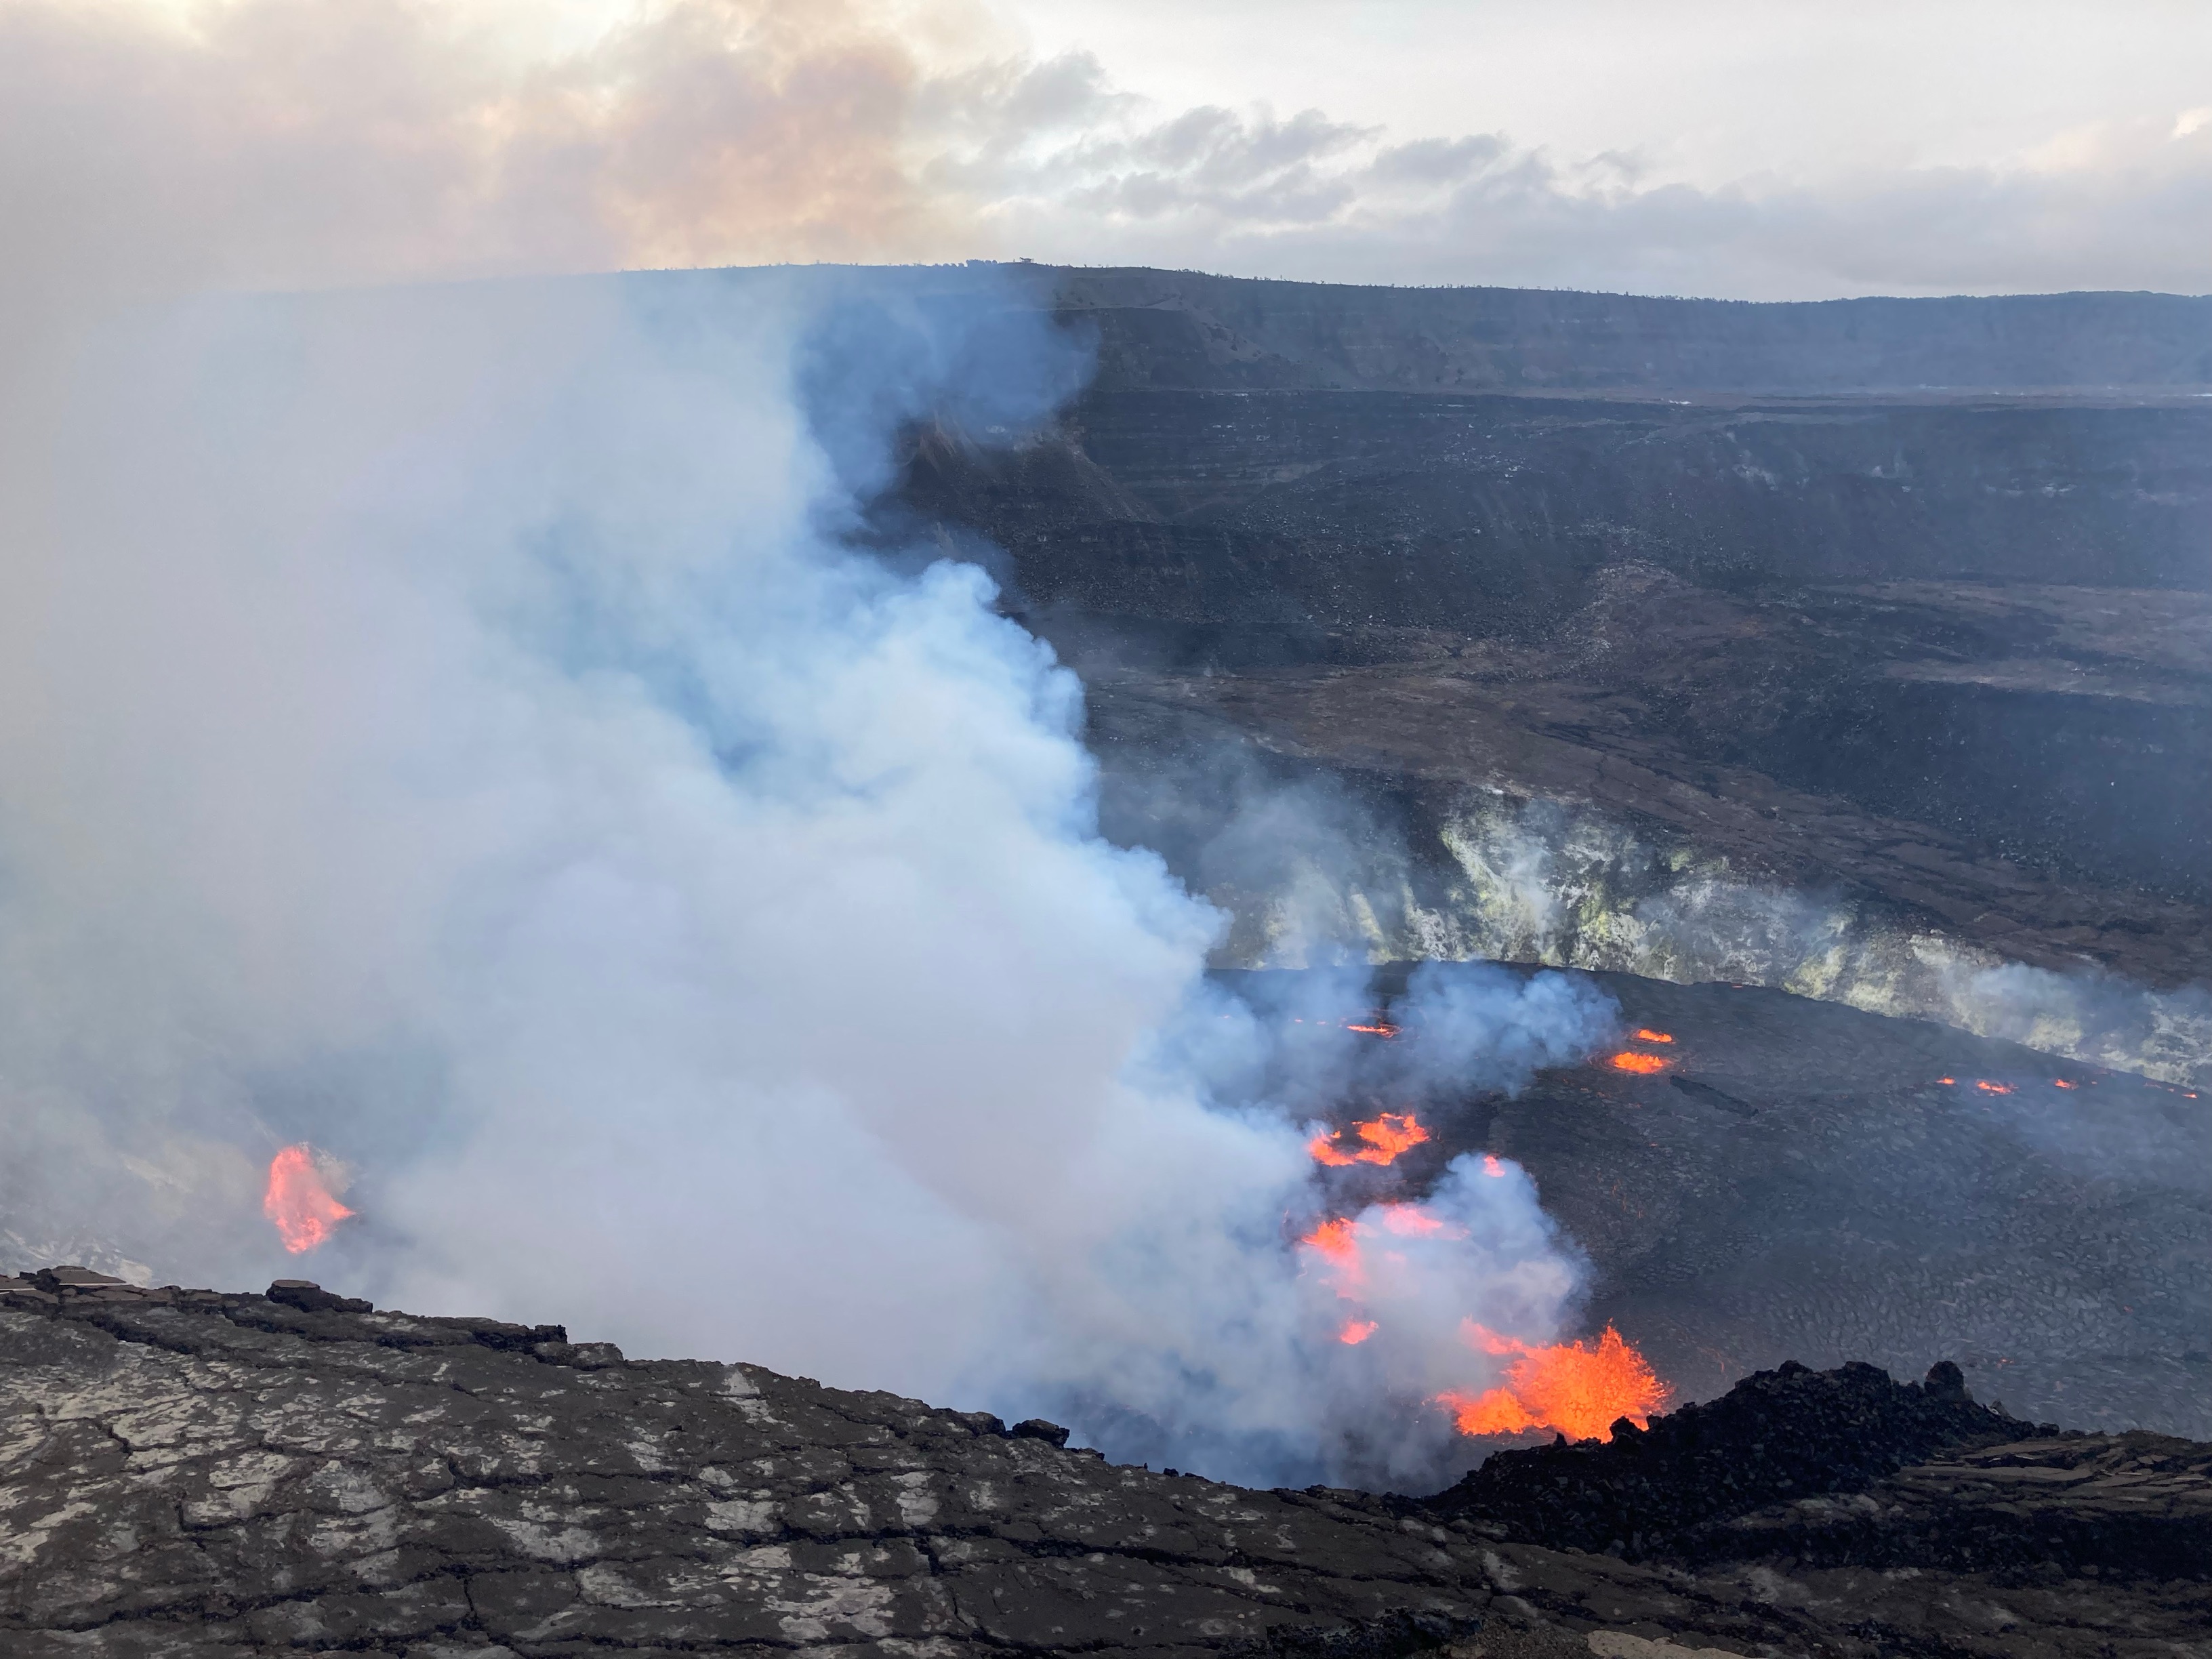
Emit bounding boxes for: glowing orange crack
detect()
[1307,1111,1431,1168]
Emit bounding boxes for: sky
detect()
[1008,1,2212,187]
[1,0,2208,311]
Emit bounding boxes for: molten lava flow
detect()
[1607,1051,1668,1074]
[1975,1080,2013,1094]
[1338,1319,1378,1345]
[1436,1324,1670,1443]
[1633,1029,1674,1044]
[1289,1017,1399,1036]
[2053,1079,2076,1090]
[1307,1111,1431,1168]
[1353,1112,1428,1162]
[263,1145,354,1254]
[1300,1216,1361,1268]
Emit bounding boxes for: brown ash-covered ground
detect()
[3,1269,2208,1657]
[1238,965,2211,1444]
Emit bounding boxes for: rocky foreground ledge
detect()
[2,1269,2207,1658]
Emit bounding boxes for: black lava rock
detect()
[264,1279,372,1315]
[1230,1609,1485,1658]
[1427,1358,2027,1557]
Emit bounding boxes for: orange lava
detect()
[1378,1204,1449,1236]
[1353,1112,1429,1161]
[1633,1029,1675,1044]
[1975,1080,2014,1094]
[1300,1217,1361,1268]
[1307,1111,1431,1168]
[1339,1319,1378,1345]
[1345,1021,1400,1038]
[1482,1154,1507,1177]
[1608,1051,1669,1074]
[1436,1324,1671,1442]
[263,1145,354,1255]
[2053,1079,2076,1090]
[1938,1076,1956,1086]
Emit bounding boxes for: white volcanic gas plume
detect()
[0,270,1615,1487]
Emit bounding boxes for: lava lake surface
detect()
[1226,964,2212,1441]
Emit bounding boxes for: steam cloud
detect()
[0,269,1613,1488]
[1170,790,2212,1090]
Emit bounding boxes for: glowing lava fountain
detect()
[264,1145,354,1254]
[1437,1324,1671,1442]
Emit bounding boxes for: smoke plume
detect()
[0,267,1610,1488]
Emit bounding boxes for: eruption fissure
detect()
[1605,1027,1677,1076]
[1307,1111,1431,1168]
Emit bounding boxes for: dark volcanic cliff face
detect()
[1015,390,2212,617]
[1039,270,2212,396]
[4,1272,2209,1658]
[880,267,2212,1033]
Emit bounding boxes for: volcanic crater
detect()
[5,268,2211,1654]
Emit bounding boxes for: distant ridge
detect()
[676,263,2212,395]
[1030,266,2212,395]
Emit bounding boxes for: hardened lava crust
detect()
[3,1270,2208,1657]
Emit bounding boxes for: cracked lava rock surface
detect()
[3,1271,2208,1657]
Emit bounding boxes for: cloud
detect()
[959,93,2212,298]
[8,0,2209,316]
[4,0,2209,309]
[0,0,969,336]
